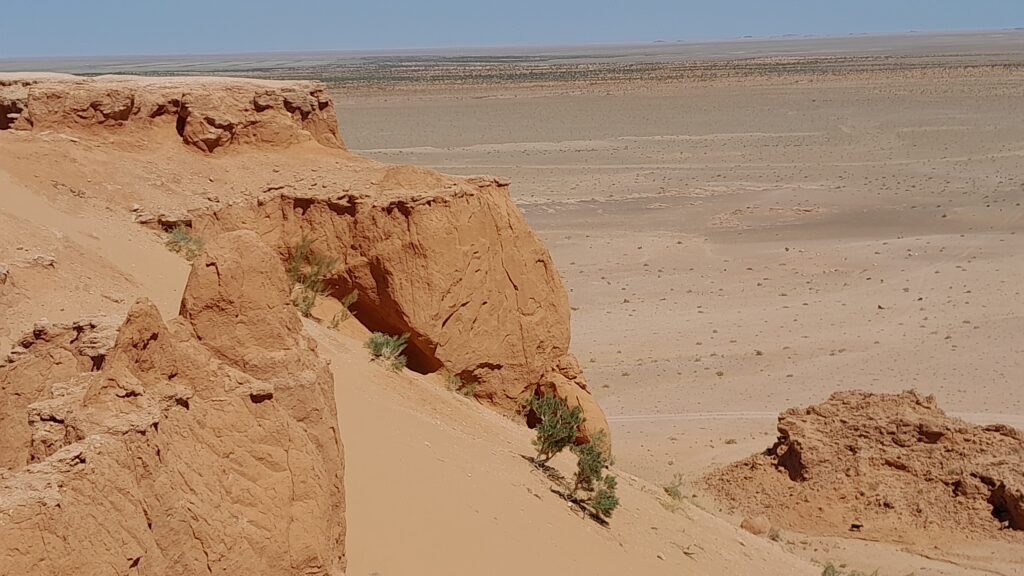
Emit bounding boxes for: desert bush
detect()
[328,290,359,328]
[293,290,316,318]
[165,224,204,261]
[445,373,478,397]
[590,475,620,519]
[286,236,338,317]
[365,332,409,372]
[526,397,620,520]
[527,394,583,464]
[571,434,606,493]
[820,563,879,576]
[571,431,619,518]
[663,473,684,502]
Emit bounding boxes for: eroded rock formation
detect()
[0,73,342,152]
[0,231,346,575]
[0,72,608,449]
[706,390,1024,540]
[191,183,609,446]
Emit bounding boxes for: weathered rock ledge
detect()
[0,73,342,152]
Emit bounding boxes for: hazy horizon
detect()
[2,0,1022,59]
[0,28,1020,62]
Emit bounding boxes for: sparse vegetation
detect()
[365,332,409,372]
[820,563,880,576]
[526,394,583,465]
[571,431,619,518]
[165,224,204,261]
[328,290,359,328]
[590,475,620,518]
[286,236,339,318]
[663,473,684,502]
[293,290,316,318]
[445,373,477,397]
[340,289,358,308]
[571,434,605,493]
[526,396,620,521]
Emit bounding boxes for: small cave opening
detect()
[327,281,444,376]
[988,484,1024,530]
[0,100,25,130]
[175,113,186,138]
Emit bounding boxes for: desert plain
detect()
[333,32,1024,573]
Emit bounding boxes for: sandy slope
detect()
[317,319,816,576]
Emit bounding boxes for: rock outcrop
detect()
[0,72,608,449]
[0,73,342,152]
[0,317,119,469]
[192,183,609,447]
[0,231,346,575]
[705,391,1024,540]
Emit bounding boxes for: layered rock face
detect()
[0,72,608,448]
[192,183,609,446]
[0,231,346,575]
[706,391,1024,539]
[0,73,342,151]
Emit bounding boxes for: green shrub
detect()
[165,224,204,261]
[293,290,316,318]
[527,394,583,464]
[328,290,359,327]
[445,373,478,397]
[286,236,338,317]
[590,475,620,519]
[365,332,409,372]
[820,564,879,576]
[663,473,684,502]
[571,431,619,518]
[571,435,606,493]
[340,290,358,309]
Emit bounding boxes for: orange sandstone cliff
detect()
[0,72,611,573]
[0,72,608,445]
[0,231,346,575]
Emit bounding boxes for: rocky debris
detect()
[705,391,1024,540]
[0,73,343,152]
[740,516,772,537]
[0,231,346,575]
[0,263,8,285]
[16,254,56,268]
[0,318,119,469]
[191,179,610,447]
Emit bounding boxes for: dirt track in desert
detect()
[336,44,1024,573]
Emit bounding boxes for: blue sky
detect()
[2,0,1022,57]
